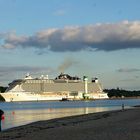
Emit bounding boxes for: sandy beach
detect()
[0,107,140,140]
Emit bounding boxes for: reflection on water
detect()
[0,99,140,130]
[1,107,119,130]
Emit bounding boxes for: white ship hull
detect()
[0,92,108,102]
[0,92,65,102]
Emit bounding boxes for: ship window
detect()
[70,92,78,96]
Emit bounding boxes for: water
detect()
[0,99,140,130]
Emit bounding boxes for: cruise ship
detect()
[0,73,108,102]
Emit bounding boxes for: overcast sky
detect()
[0,0,140,90]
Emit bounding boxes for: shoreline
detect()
[0,96,140,103]
[1,107,140,140]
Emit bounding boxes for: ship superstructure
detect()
[0,73,108,102]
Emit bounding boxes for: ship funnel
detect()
[92,77,98,83]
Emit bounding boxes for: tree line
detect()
[0,86,7,101]
[104,88,140,98]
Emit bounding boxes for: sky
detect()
[0,0,140,90]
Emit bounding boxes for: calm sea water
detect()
[0,99,140,130]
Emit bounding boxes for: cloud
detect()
[134,76,139,79]
[0,66,56,85]
[1,21,140,52]
[53,10,66,16]
[120,75,140,82]
[117,68,140,73]
[120,78,137,82]
[0,66,54,76]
